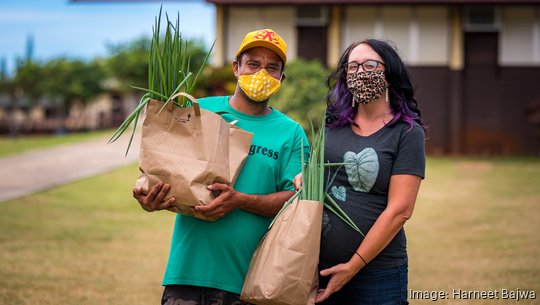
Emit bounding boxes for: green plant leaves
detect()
[295,117,364,235]
[108,6,214,155]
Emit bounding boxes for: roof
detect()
[206,0,540,4]
[71,0,201,2]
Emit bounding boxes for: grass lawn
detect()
[0,129,115,157]
[0,157,539,304]
[0,164,176,305]
[408,157,540,304]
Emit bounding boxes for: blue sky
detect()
[0,0,215,74]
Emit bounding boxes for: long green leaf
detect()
[158,72,193,115]
[108,95,150,144]
[109,6,213,151]
[268,191,302,229]
[123,96,152,156]
[324,193,364,236]
[189,40,216,93]
[129,85,168,101]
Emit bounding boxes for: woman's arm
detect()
[315,174,422,303]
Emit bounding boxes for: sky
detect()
[0,0,216,74]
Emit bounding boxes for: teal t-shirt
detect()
[162,96,309,294]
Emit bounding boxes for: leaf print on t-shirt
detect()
[330,185,346,201]
[344,148,379,192]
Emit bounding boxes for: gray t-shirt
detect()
[320,122,425,270]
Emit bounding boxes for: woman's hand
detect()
[293,173,303,191]
[315,261,361,303]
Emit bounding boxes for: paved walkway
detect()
[0,133,140,202]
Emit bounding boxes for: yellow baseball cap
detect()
[236,29,287,65]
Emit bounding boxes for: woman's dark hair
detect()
[326,39,426,132]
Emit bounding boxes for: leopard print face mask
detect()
[346,70,387,105]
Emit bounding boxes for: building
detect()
[207,0,540,155]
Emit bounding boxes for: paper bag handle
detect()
[168,92,201,117]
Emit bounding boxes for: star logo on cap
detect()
[254,30,280,45]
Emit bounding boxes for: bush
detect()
[195,65,237,97]
[272,59,330,133]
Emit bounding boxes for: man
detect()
[133,29,309,305]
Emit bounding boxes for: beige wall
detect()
[219,4,540,68]
[83,94,113,130]
[343,6,449,66]
[500,6,540,66]
[226,6,297,65]
[416,7,449,65]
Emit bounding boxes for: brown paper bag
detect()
[136,92,253,220]
[241,198,323,305]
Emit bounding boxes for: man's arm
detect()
[193,183,295,219]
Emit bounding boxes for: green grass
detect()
[0,129,114,157]
[0,164,176,305]
[0,157,539,304]
[408,157,540,304]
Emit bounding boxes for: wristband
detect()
[355,251,368,265]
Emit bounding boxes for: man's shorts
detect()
[161,285,253,305]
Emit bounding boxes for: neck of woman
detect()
[355,98,392,122]
[351,101,394,136]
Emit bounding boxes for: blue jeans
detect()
[161,285,252,305]
[319,264,408,305]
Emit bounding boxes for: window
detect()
[464,6,500,32]
[296,5,328,27]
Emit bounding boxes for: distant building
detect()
[0,92,138,135]
[207,0,540,155]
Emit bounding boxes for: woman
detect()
[296,39,426,304]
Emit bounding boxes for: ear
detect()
[232,60,239,78]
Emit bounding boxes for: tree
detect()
[105,36,151,91]
[0,58,13,98]
[2,34,211,134]
[105,36,210,94]
[195,65,236,97]
[0,57,7,81]
[12,59,44,103]
[40,58,107,116]
[272,59,330,133]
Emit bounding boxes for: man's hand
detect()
[132,181,176,212]
[193,183,240,220]
[293,173,302,191]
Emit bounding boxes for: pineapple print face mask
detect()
[238,69,282,102]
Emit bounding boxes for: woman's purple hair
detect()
[326,39,427,133]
